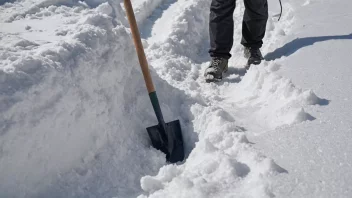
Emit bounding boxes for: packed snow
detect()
[0,0,351,197]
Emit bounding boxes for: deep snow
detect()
[0,0,351,197]
[0,1,178,197]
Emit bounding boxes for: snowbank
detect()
[0,1,191,197]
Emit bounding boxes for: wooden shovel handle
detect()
[124,0,155,93]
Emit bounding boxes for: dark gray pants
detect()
[209,0,268,59]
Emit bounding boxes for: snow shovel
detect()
[123,0,184,163]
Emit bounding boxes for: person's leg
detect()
[241,0,268,48]
[209,0,237,59]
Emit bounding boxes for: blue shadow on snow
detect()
[0,0,15,5]
[265,33,352,61]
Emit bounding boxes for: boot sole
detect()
[205,65,228,83]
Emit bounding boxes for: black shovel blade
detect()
[147,120,184,163]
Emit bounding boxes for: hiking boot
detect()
[244,47,264,66]
[204,57,228,82]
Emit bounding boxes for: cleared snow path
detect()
[137,0,327,198]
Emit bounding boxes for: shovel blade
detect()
[147,120,184,163]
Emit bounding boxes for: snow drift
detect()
[0,1,191,197]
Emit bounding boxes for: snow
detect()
[1,0,352,197]
[0,1,172,197]
[252,0,352,197]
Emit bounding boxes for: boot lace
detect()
[211,58,222,70]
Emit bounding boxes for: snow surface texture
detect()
[136,0,325,197]
[1,0,347,197]
[253,0,352,197]
[0,1,190,197]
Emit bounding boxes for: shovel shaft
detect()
[124,0,184,163]
[149,92,167,143]
[149,92,166,127]
[124,0,167,139]
[123,0,155,93]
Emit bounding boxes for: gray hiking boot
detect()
[204,57,228,83]
[244,47,264,66]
